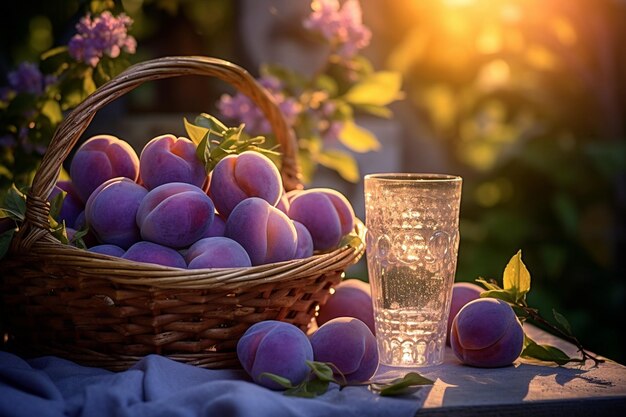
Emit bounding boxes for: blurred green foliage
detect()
[376,0,626,362]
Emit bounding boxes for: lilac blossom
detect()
[68,11,136,67]
[303,0,372,59]
[0,135,16,147]
[318,101,343,142]
[6,62,54,96]
[321,120,344,142]
[218,75,302,135]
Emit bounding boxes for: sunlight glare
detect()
[443,0,476,6]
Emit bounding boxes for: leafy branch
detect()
[260,360,433,398]
[184,113,280,173]
[476,251,604,366]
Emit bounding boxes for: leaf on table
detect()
[258,372,294,389]
[371,372,434,397]
[284,378,330,398]
[521,334,571,365]
[306,361,337,383]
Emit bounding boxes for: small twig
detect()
[520,306,604,366]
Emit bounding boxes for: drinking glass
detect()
[364,173,462,367]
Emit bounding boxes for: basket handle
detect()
[16,56,302,252]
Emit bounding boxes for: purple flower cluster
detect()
[318,101,344,142]
[218,76,302,135]
[68,11,136,67]
[303,0,372,59]
[5,62,55,96]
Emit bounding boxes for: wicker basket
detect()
[0,56,365,371]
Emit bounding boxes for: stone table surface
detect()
[376,325,626,417]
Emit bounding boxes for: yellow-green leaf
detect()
[502,250,531,302]
[344,71,403,106]
[41,100,63,125]
[338,120,381,153]
[318,149,360,183]
[83,68,97,95]
[184,117,209,146]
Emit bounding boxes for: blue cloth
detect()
[0,352,425,417]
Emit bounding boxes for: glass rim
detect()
[364,173,462,182]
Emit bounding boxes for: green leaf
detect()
[552,309,572,336]
[475,277,502,292]
[339,232,363,250]
[315,74,338,96]
[306,361,336,383]
[2,185,27,222]
[502,250,531,303]
[195,134,211,171]
[40,47,70,76]
[372,372,434,397]
[353,103,393,118]
[0,228,16,259]
[521,334,571,365]
[49,189,66,221]
[70,225,90,250]
[304,378,330,396]
[83,68,97,95]
[195,113,228,132]
[343,71,403,106]
[184,117,210,146]
[258,372,294,389]
[40,46,69,61]
[480,289,517,304]
[284,387,317,398]
[337,120,381,153]
[50,220,69,245]
[41,100,63,125]
[317,149,360,183]
[90,0,115,14]
[287,378,330,397]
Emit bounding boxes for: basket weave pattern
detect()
[0,56,365,370]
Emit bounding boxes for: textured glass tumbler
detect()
[364,173,462,367]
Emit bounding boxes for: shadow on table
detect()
[433,355,616,407]
[375,348,617,410]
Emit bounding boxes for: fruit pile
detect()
[236,278,524,390]
[53,133,356,268]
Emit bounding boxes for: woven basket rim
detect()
[15,220,365,290]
